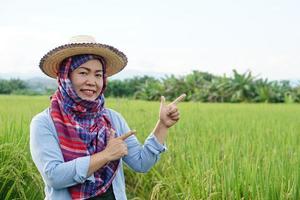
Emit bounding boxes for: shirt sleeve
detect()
[109,110,167,173]
[30,112,94,190]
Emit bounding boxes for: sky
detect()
[0,0,299,81]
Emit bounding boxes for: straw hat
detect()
[39,35,128,78]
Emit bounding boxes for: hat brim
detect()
[39,43,127,78]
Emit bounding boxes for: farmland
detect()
[0,95,299,199]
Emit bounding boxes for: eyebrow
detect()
[79,66,103,72]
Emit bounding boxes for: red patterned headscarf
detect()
[50,54,119,199]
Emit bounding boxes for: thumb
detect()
[160,96,166,109]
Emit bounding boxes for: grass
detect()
[0,95,47,199]
[0,95,300,199]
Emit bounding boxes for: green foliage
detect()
[105,76,157,98]
[134,77,164,101]
[104,70,298,103]
[0,78,28,94]
[1,70,299,103]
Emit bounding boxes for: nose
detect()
[85,74,97,86]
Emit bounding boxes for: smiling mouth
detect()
[80,89,96,97]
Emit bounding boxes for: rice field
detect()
[0,95,300,199]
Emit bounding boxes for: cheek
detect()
[97,78,104,87]
[96,79,104,94]
[73,82,81,92]
[70,74,83,91]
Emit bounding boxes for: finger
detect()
[169,112,180,118]
[123,149,128,156]
[118,130,136,141]
[160,96,166,109]
[170,93,186,105]
[122,142,127,149]
[171,116,180,121]
[168,107,178,115]
[109,128,116,140]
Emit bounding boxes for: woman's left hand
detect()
[159,94,186,128]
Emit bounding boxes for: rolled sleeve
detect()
[73,156,91,183]
[145,133,168,154]
[107,109,168,173]
[30,111,94,189]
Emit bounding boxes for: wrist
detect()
[153,120,169,145]
[158,119,169,129]
[98,150,111,163]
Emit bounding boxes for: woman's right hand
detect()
[88,130,135,176]
[103,129,135,161]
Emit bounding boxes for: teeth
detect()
[82,89,94,92]
[81,90,94,96]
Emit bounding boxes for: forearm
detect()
[41,156,91,189]
[153,120,168,144]
[87,151,110,176]
[123,133,166,172]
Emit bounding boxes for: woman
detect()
[30,35,185,200]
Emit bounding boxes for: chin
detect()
[80,94,101,101]
[85,97,98,101]
[85,97,96,101]
[78,94,95,101]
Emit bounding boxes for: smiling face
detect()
[70,59,104,101]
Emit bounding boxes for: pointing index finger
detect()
[118,130,136,141]
[171,93,186,105]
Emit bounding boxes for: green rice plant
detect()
[115,101,300,200]
[1,96,300,199]
[0,95,47,199]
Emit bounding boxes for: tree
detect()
[229,70,257,102]
[0,78,28,94]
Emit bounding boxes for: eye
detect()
[79,71,88,75]
[96,74,103,78]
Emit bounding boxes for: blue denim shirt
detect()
[30,108,166,200]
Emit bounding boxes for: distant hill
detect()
[25,77,57,93]
[0,69,168,81]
